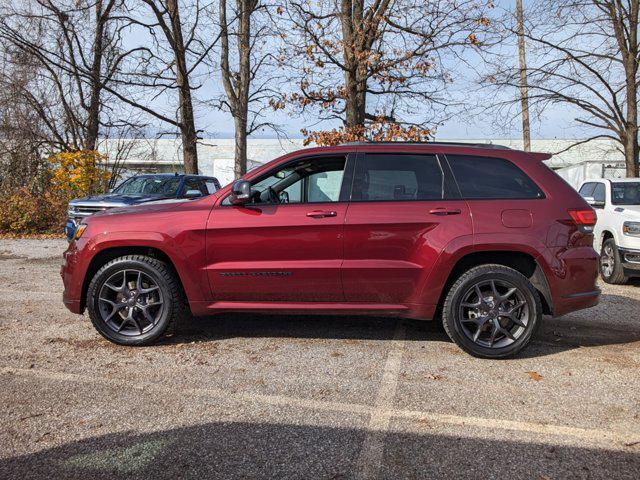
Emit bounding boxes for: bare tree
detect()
[487,0,639,176]
[515,0,531,152]
[276,0,493,145]
[0,0,128,152]
[0,49,50,191]
[219,0,277,177]
[110,0,217,174]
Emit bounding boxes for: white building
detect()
[97,137,628,188]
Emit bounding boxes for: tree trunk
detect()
[623,130,639,177]
[340,0,367,131]
[84,0,106,152]
[515,0,531,152]
[167,0,199,174]
[343,69,366,129]
[234,116,247,178]
[624,1,639,177]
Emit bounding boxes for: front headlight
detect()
[74,224,88,240]
[623,221,640,236]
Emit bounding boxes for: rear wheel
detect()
[86,255,188,346]
[442,264,542,359]
[599,238,627,284]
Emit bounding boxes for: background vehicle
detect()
[66,174,220,240]
[578,179,640,283]
[62,143,599,358]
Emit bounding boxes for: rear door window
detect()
[447,155,544,199]
[205,179,218,194]
[352,154,449,201]
[183,178,209,196]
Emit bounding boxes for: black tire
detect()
[86,255,189,346]
[442,264,542,359]
[599,238,628,285]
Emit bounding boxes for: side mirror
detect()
[230,180,252,205]
[583,196,605,208]
[184,189,203,199]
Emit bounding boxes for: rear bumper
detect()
[541,245,600,317]
[556,289,601,316]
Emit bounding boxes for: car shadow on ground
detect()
[1,420,638,479]
[160,293,640,359]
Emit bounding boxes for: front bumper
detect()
[61,241,87,314]
[618,246,640,273]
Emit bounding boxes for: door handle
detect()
[429,207,461,216]
[306,210,337,218]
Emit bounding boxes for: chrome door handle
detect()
[429,207,461,216]
[306,210,337,218]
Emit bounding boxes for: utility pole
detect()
[516,0,531,152]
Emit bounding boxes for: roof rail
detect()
[339,141,512,150]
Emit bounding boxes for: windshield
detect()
[611,182,640,205]
[113,176,182,196]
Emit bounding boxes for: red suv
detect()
[61,143,600,358]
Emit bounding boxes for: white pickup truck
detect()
[578,178,640,284]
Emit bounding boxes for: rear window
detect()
[447,155,544,199]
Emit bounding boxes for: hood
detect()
[613,205,640,219]
[92,198,192,218]
[70,193,173,207]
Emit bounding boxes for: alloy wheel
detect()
[97,269,164,336]
[458,279,529,348]
[600,245,615,277]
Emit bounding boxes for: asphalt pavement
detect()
[1,239,639,479]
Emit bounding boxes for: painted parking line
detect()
[355,321,407,480]
[1,365,638,451]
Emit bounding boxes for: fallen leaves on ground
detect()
[527,371,543,381]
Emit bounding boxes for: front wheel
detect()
[442,264,542,359]
[86,255,188,346]
[599,238,628,284]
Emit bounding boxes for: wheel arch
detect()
[601,229,615,244]
[80,245,188,313]
[434,250,553,318]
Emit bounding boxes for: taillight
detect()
[567,208,597,226]
[567,209,596,233]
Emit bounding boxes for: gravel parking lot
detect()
[1,239,639,479]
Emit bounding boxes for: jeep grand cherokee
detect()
[61,142,600,358]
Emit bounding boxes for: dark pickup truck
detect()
[66,173,220,240]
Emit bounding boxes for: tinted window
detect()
[611,182,640,205]
[352,154,446,201]
[592,183,606,203]
[447,155,544,199]
[579,182,596,197]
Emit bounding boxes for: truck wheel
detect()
[600,238,628,284]
[86,255,189,346]
[442,264,542,359]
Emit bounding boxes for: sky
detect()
[126,0,597,142]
